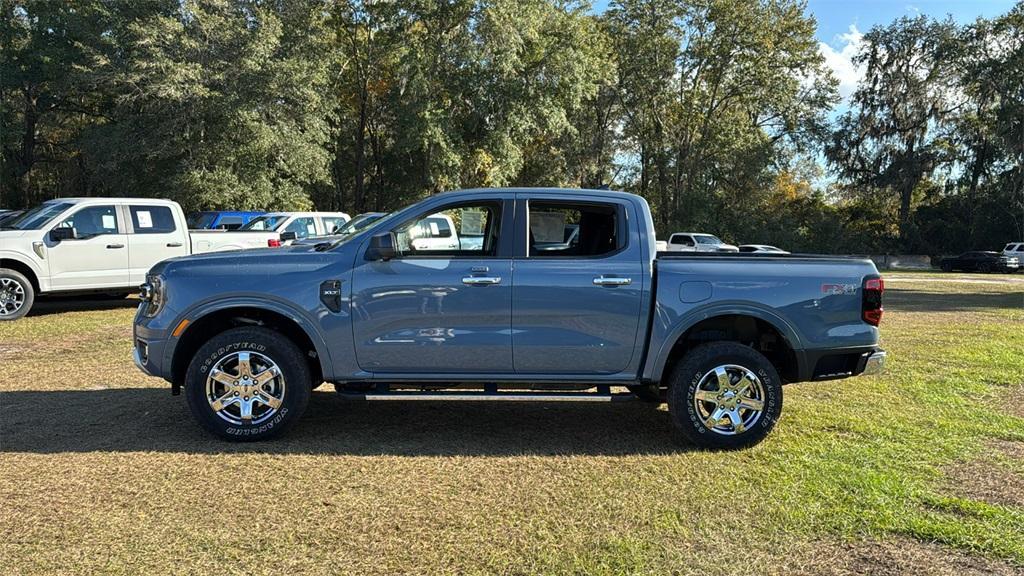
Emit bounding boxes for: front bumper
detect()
[133,345,153,376]
[860,350,886,376]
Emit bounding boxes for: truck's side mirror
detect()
[50,227,76,242]
[279,231,297,242]
[366,232,397,261]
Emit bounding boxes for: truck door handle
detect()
[106,243,125,249]
[462,276,502,286]
[593,276,632,286]
[166,242,183,248]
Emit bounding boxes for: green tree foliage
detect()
[79,0,334,211]
[827,16,960,248]
[606,0,837,233]
[1,0,1021,256]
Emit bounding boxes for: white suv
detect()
[240,212,351,241]
[666,232,739,252]
[1003,242,1024,269]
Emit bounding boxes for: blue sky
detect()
[809,0,1017,100]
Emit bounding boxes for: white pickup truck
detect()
[0,197,286,320]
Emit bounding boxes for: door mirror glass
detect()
[279,231,298,242]
[50,227,77,242]
[367,232,397,261]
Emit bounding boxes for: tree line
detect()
[2,0,1022,255]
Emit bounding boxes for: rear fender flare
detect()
[648,302,803,383]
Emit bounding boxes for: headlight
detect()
[140,275,165,317]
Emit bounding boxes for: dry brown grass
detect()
[1,276,1022,575]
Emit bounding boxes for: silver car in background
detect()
[666,232,739,252]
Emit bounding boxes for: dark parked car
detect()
[0,210,25,227]
[940,251,1020,273]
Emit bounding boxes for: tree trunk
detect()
[352,83,368,213]
[17,87,39,206]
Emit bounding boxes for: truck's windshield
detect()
[334,213,386,235]
[188,212,216,229]
[241,214,287,231]
[2,202,74,230]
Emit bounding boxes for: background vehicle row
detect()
[0,198,286,320]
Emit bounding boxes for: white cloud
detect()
[818,24,865,101]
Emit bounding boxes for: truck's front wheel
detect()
[667,342,783,449]
[0,268,34,321]
[184,326,311,441]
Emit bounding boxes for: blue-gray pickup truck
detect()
[133,188,885,448]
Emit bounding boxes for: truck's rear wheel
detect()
[0,268,34,321]
[667,342,782,449]
[184,326,311,441]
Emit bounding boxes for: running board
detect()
[336,390,639,402]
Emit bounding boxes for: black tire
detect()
[978,263,992,273]
[667,342,783,450]
[940,263,953,272]
[184,326,311,441]
[0,268,34,321]
[627,384,664,404]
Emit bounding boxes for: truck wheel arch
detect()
[170,303,330,388]
[653,307,802,385]
[0,257,41,294]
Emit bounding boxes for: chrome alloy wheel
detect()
[692,364,766,435]
[0,278,26,317]
[206,351,286,426]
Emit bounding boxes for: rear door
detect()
[126,204,189,285]
[351,195,514,373]
[47,204,129,290]
[511,193,645,375]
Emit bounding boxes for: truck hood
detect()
[153,244,350,280]
[0,229,29,239]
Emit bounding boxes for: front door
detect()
[351,198,513,373]
[47,204,130,290]
[511,194,645,375]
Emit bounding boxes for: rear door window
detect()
[129,205,176,234]
[527,202,620,257]
[283,217,318,239]
[322,216,347,235]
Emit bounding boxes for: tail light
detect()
[862,277,884,326]
[267,238,282,247]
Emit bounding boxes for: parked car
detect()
[240,211,351,241]
[739,244,790,254]
[187,211,265,230]
[1003,242,1024,269]
[666,232,739,252]
[0,209,24,227]
[133,188,885,449]
[940,251,1020,273]
[0,198,287,320]
[293,212,388,246]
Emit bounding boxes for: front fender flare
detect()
[167,296,334,382]
[0,252,46,291]
[648,302,804,383]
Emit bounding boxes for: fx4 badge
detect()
[821,283,858,295]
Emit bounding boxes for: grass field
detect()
[1,273,1022,575]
